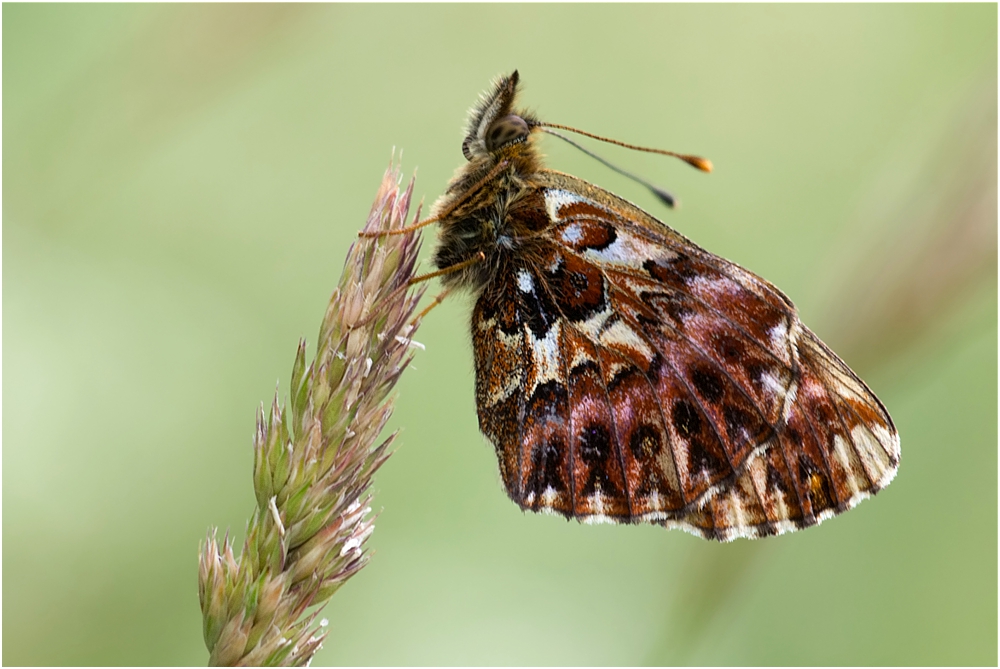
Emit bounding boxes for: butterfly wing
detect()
[472,170,899,540]
[668,326,900,540]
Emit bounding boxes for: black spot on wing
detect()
[518,268,560,339]
[579,423,612,465]
[579,422,617,496]
[690,366,725,404]
[526,438,569,512]
[723,403,765,445]
[688,438,724,476]
[766,461,788,495]
[629,424,663,460]
[672,399,701,438]
[671,398,729,479]
[715,334,745,363]
[528,379,568,420]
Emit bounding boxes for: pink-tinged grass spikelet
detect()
[198,164,425,666]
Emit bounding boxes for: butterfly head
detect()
[461,71,541,165]
[455,71,711,210]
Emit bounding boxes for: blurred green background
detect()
[4,4,996,666]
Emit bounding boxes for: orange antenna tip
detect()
[684,155,713,173]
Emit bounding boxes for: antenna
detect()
[541,128,682,208]
[535,121,713,172]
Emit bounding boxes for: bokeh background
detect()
[4,4,996,666]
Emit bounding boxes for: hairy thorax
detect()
[431,145,547,294]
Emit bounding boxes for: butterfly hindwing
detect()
[469,170,898,540]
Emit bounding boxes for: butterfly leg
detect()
[357,207,441,238]
[348,253,484,329]
[408,252,486,286]
[358,160,510,239]
[412,287,454,324]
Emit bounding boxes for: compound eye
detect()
[484,114,530,152]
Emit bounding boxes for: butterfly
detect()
[424,71,899,541]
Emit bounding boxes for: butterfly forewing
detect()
[436,72,898,541]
